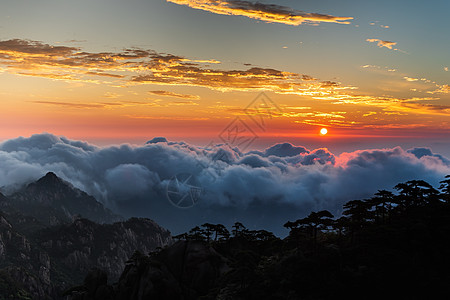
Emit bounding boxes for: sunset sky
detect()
[0,0,449,234]
[1,0,448,154]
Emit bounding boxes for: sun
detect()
[320,128,328,135]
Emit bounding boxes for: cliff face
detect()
[0,212,56,299]
[0,173,172,299]
[35,217,172,285]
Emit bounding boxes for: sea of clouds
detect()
[0,133,449,235]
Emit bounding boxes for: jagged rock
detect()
[0,266,56,299]
[35,217,172,288]
[0,210,55,298]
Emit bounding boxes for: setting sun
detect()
[320,128,328,135]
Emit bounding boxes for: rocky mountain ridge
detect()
[2,172,122,227]
[0,173,172,299]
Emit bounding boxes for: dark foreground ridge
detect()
[63,176,450,300]
[1,174,450,299]
[0,173,172,299]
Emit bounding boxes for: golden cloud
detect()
[1,38,449,119]
[31,100,159,109]
[148,90,200,99]
[428,84,450,94]
[366,38,397,50]
[320,94,450,116]
[124,115,209,121]
[166,0,353,25]
[132,53,351,96]
[0,39,348,97]
[0,39,151,83]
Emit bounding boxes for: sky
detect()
[0,0,449,234]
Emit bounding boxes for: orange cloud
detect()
[148,90,200,99]
[31,100,159,109]
[166,0,353,25]
[0,39,150,83]
[0,39,349,97]
[366,38,397,50]
[132,54,351,96]
[2,38,449,120]
[428,84,450,94]
[320,94,450,116]
[124,115,209,121]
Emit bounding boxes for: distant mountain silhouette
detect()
[4,172,121,227]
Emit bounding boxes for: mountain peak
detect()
[45,171,57,178]
[43,172,58,180]
[5,172,123,226]
[36,172,64,186]
[146,137,168,144]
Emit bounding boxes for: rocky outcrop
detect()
[0,212,56,299]
[65,241,230,300]
[63,268,114,300]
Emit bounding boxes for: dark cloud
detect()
[1,134,449,235]
[0,39,78,56]
[408,147,450,164]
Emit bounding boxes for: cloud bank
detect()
[167,0,353,26]
[0,38,349,96]
[0,133,449,235]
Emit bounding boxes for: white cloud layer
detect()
[0,133,449,235]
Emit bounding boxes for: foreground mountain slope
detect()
[0,173,173,299]
[33,217,172,285]
[66,177,450,300]
[65,240,229,300]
